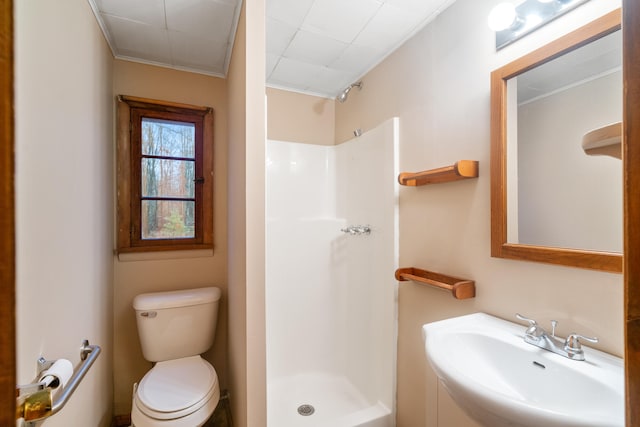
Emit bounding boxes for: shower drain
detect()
[297,404,315,416]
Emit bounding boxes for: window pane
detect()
[142,118,195,158]
[141,200,195,239]
[142,158,195,198]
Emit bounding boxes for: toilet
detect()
[131,287,222,427]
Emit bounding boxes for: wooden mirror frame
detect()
[624,0,640,422]
[491,9,623,273]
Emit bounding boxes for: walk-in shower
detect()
[266,118,399,427]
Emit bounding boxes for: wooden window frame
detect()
[116,95,214,253]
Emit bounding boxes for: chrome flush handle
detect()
[140,311,157,318]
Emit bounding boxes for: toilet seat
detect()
[135,356,219,421]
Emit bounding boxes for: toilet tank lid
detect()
[133,287,221,311]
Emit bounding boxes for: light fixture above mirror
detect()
[489,0,592,50]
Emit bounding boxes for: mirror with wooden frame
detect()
[491,9,622,273]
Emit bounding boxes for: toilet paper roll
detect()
[38,359,73,389]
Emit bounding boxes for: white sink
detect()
[422,313,624,427]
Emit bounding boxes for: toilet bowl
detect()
[131,287,222,427]
[131,356,220,427]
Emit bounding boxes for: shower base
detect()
[267,372,393,427]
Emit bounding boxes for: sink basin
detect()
[422,313,624,427]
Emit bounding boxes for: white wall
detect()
[334,120,398,408]
[266,141,342,378]
[334,1,623,426]
[15,0,114,425]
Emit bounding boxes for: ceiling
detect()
[88,0,457,99]
[517,29,622,104]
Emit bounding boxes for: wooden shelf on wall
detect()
[395,267,476,299]
[398,160,479,186]
[582,122,621,159]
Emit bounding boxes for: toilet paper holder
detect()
[16,339,101,425]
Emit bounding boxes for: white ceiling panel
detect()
[353,3,422,49]
[307,66,354,94]
[266,0,315,28]
[165,0,236,42]
[385,0,452,15]
[266,17,297,55]
[284,30,348,65]
[169,31,228,73]
[88,0,241,77]
[103,15,172,63]
[266,53,280,77]
[88,0,457,97]
[301,0,383,44]
[270,57,321,90]
[266,0,458,98]
[330,43,379,73]
[93,0,165,26]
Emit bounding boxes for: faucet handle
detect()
[515,313,537,326]
[516,313,544,338]
[564,333,599,352]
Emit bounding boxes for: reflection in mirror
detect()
[510,30,622,252]
[491,9,623,272]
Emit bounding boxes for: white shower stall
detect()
[266,118,399,427]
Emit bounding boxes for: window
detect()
[116,96,213,253]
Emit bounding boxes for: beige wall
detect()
[227,4,249,425]
[335,0,622,426]
[14,0,115,425]
[266,88,335,145]
[226,1,267,426]
[244,0,267,424]
[112,60,229,415]
[518,71,622,252]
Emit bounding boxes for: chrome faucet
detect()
[515,313,598,361]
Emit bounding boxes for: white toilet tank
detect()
[133,287,221,362]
